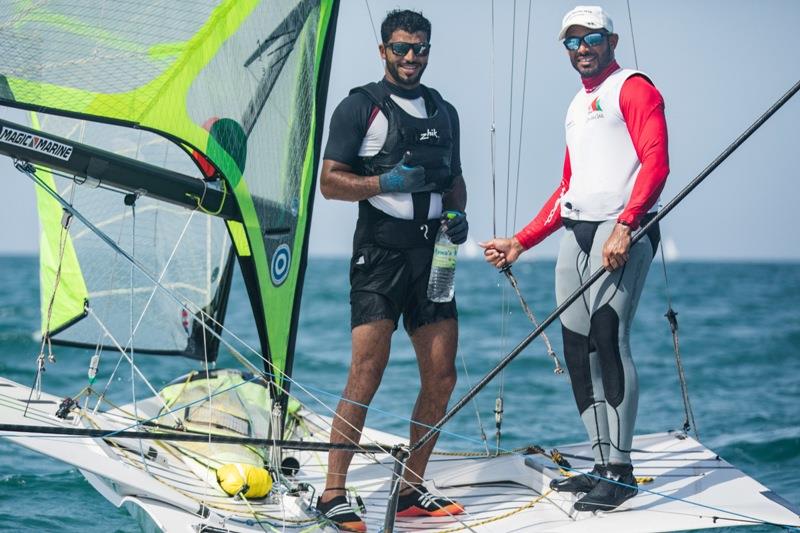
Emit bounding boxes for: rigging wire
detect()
[493,0,520,456]
[5,409,791,531]
[489,0,506,454]
[625,0,640,70]
[9,122,732,528]
[128,192,152,473]
[363,0,380,46]
[200,247,215,511]
[626,0,698,439]
[85,308,178,421]
[489,0,498,239]
[26,176,78,414]
[19,160,482,529]
[489,3,564,451]
[511,0,534,232]
[4,14,792,528]
[503,0,519,238]
[95,205,199,425]
[8,162,791,528]
[409,75,800,458]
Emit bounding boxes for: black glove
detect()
[378,152,435,193]
[443,210,468,245]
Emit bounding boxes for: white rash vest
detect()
[561,68,659,222]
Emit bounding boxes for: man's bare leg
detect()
[402,318,458,490]
[320,319,394,504]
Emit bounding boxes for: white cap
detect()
[558,6,614,40]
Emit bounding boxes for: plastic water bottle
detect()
[427,212,459,303]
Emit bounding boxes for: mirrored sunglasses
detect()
[563,32,607,51]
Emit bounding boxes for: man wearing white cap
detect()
[481,5,669,513]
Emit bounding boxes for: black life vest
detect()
[350,81,455,193]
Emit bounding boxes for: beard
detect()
[385,58,427,88]
[571,45,614,78]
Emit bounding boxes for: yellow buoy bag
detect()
[217,463,273,498]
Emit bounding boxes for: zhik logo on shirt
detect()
[419,128,439,141]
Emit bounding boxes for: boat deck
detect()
[2,376,798,532]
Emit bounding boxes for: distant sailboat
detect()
[662,236,680,262]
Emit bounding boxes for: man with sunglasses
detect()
[481,5,669,513]
[317,9,467,531]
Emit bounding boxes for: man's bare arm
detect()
[319,159,381,202]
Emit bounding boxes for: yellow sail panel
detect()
[36,176,89,335]
[0,1,341,394]
[0,1,256,154]
[32,109,89,337]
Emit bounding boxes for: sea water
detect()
[0,256,798,532]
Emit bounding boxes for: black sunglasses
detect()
[385,42,431,57]
[563,32,607,51]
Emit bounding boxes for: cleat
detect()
[573,463,638,512]
[396,484,465,517]
[550,464,606,494]
[315,494,367,532]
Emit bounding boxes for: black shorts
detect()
[350,245,457,333]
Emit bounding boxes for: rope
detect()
[457,352,491,456]
[85,308,181,426]
[625,0,698,439]
[662,250,698,439]
[14,139,708,528]
[90,192,130,414]
[186,178,227,216]
[438,489,555,533]
[488,2,563,457]
[25,169,79,413]
[18,127,426,494]
[501,267,564,374]
[12,118,768,528]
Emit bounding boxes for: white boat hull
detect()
[1,376,798,532]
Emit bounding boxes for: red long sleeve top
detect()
[515,61,669,249]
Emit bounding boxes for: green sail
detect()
[33,115,89,336]
[0,1,340,396]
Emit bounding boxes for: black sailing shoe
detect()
[396,484,465,517]
[573,463,638,512]
[315,494,366,532]
[549,464,606,494]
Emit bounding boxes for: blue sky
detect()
[2,0,799,260]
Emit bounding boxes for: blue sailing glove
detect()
[378,152,435,193]
[444,210,468,245]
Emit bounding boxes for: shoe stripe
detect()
[325,504,355,517]
[418,492,456,510]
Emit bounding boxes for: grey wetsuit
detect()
[555,218,659,464]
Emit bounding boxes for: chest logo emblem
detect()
[589,97,603,113]
[419,128,439,141]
